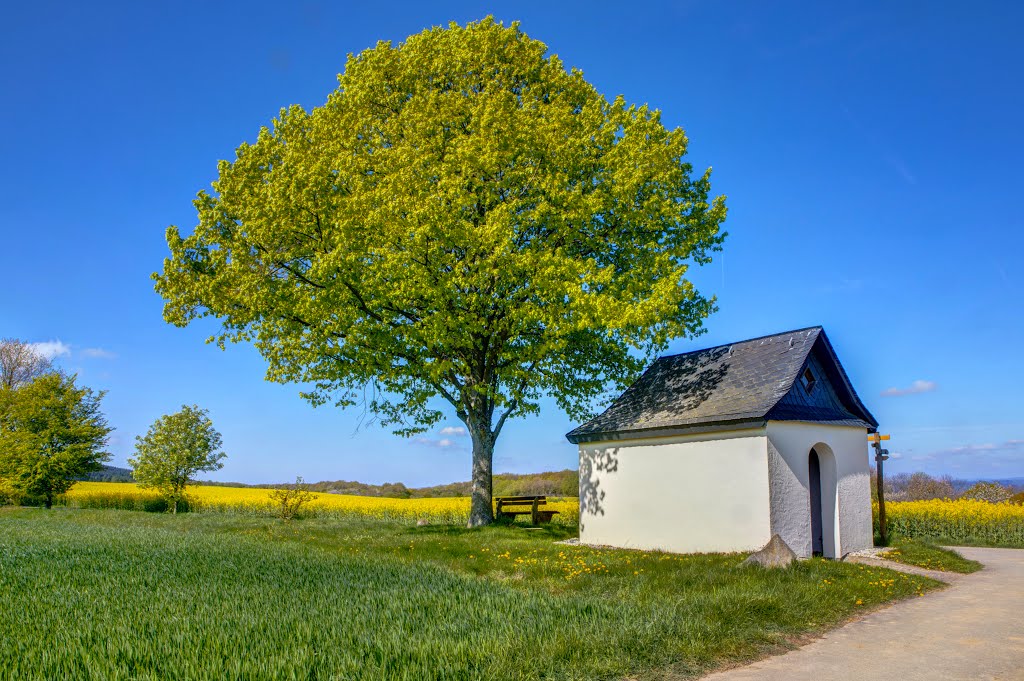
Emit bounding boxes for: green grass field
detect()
[0,508,939,680]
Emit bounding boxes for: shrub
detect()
[960,481,1013,503]
[268,478,318,521]
[142,497,192,514]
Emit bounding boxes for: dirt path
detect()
[701,547,1024,681]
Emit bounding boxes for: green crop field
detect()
[0,508,938,680]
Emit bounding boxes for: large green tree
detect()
[129,405,226,514]
[156,18,726,526]
[0,373,112,508]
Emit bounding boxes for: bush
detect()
[268,478,318,520]
[960,481,1013,503]
[142,497,192,514]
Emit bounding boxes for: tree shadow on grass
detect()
[406,523,575,540]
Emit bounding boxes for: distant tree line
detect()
[77,465,135,483]
[195,469,580,499]
[872,469,1023,503]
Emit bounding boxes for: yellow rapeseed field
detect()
[882,498,1024,546]
[64,482,579,526]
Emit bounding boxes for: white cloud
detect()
[880,380,937,397]
[414,436,457,449]
[29,340,71,359]
[911,439,1024,465]
[81,347,117,359]
[948,443,997,454]
[439,426,467,437]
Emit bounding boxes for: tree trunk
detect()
[467,426,495,527]
[44,494,52,510]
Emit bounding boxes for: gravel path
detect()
[701,547,1024,681]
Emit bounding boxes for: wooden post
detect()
[531,497,539,525]
[869,434,891,545]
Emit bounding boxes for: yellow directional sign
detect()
[867,434,890,442]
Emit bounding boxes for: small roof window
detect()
[801,367,817,394]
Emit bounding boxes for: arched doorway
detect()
[809,448,823,556]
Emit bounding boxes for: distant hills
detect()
[78,465,135,483]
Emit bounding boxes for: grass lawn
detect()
[881,538,984,574]
[0,508,939,680]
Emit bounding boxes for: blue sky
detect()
[2,1,1021,485]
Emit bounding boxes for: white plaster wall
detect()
[767,438,811,557]
[766,422,873,557]
[578,429,771,554]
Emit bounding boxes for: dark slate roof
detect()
[565,326,878,444]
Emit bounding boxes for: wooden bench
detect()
[494,495,560,525]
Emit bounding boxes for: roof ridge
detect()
[656,325,823,362]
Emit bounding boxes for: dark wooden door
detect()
[809,449,823,556]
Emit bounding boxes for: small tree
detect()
[961,481,1012,503]
[0,373,112,508]
[268,477,318,520]
[0,338,54,390]
[129,405,225,514]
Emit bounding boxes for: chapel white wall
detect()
[577,429,771,554]
[766,421,873,557]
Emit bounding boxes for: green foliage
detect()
[960,481,1013,503]
[128,405,225,514]
[0,373,111,508]
[268,477,318,520]
[882,538,983,574]
[0,509,935,680]
[0,478,21,506]
[154,17,726,524]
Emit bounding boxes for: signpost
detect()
[868,433,891,544]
